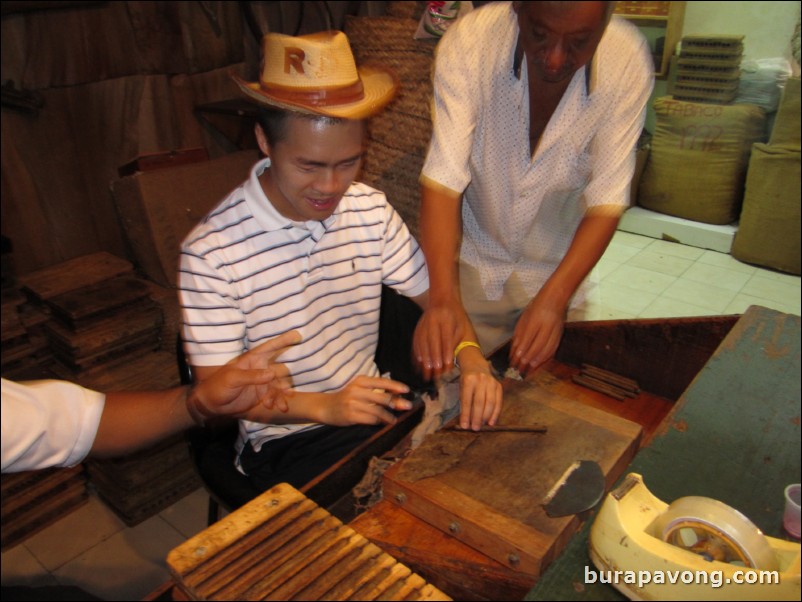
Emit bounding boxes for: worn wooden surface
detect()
[167,483,451,601]
[527,306,801,600]
[18,252,133,302]
[44,275,152,325]
[382,377,642,579]
[350,499,537,601]
[350,315,738,600]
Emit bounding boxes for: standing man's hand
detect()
[509,212,620,377]
[508,293,565,377]
[413,300,469,381]
[415,180,467,382]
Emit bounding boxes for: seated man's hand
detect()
[456,345,503,431]
[413,299,469,381]
[323,375,413,427]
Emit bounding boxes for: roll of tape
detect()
[659,496,778,570]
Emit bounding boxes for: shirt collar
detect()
[512,33,599,96]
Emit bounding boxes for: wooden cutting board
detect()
[382,377,642,577]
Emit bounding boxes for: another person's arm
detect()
[93,331,300,457]
[1,332,300,472]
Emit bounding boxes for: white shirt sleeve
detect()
[420,5,484,194]
[583,18,654,210]
[1,378,105,473]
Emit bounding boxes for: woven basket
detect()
[362,140,427,240]
[346,15,436,121]
[346,13,437,239]
[386,1,425,20]
[369,108,432,155]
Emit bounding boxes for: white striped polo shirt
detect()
[179,158,428,453]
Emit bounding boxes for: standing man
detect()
[414,1,654,379]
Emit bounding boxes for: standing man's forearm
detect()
[510,211,621,375]
[538,211,621,308]
[414,181,471,377]
[419,180,464,304]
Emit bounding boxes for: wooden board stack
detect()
[1,466,89,552]
[11,252,200,527]
[17,252,163,373]
[673,35,744,104]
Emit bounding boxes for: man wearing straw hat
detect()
[179,31,502,496]
[414,1,654,381]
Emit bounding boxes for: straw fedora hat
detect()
[233,30,398,119]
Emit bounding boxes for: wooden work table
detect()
[349,312,751,600]
[526,305,801,600]
[155,310,797,601]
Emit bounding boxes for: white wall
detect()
[682,1,800,62]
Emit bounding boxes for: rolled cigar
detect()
[572,374,628,401]
[580,364,641,393]
[442,424,548,433]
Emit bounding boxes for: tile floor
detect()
[2,231,800,600]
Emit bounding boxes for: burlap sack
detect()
[638,97,766,225]
[769,77,801,150]
[731,144,800,275]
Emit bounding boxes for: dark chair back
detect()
[177,336,261,524]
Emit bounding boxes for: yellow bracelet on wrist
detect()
[454,340,481,368]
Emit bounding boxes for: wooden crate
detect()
[168,483,451,601]
[44,300,163,371]
[1,288,52,374]
[18,252,134,303]
[44,274,153,329]
[76,351,201,527]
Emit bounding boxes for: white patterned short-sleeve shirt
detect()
[421,2,654,302]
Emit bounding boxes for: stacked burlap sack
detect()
[730,77,800,275]
[637,81,800,275]
[637,96,766,225]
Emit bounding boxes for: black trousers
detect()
[238,423,382,492]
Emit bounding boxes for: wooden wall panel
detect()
[12,2,141,89]
[1,69,254,274]
[3,2,245,89]
[0,1,385,277]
